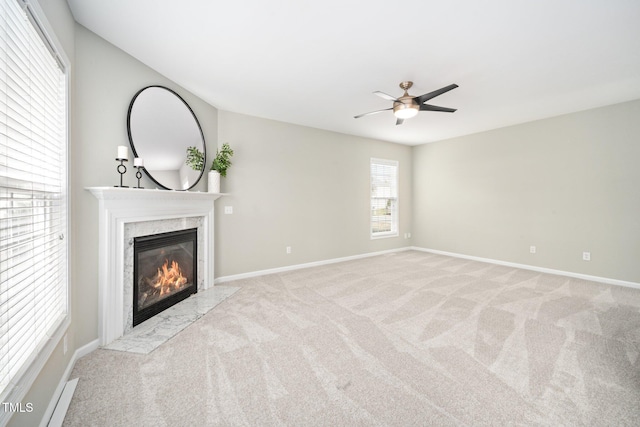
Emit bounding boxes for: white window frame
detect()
[370,158,399,239]
[0,0,70,422]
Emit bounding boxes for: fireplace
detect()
[87,187,221,345]
[133,228,198,326]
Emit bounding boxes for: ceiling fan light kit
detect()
[355,81,458,125]
[393,104,419,119]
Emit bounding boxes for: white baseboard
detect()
[214,247,412,284]
[412,246,640,290]
[215,245,639,290]
[40,339,99,427]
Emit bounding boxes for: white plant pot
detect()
[208,171,221,193]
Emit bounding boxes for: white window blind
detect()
[0,0,68,404]
[370,158,398,238]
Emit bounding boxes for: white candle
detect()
[117,145,128,160]
[134,158,144,167]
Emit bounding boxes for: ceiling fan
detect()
[354,81,458,125]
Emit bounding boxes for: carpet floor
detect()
[63,251,640,426]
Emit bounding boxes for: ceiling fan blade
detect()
[415,84,459,104]
[420,104,457,113]
[373,91,398,101]
[354,107,392,119]
[395,118,404,126]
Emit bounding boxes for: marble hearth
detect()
[87,187,225,346]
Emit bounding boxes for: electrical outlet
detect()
[63,334,68,355]
[407,232,411,238]
[224,206,233,214]
[582,252,591,261]
[286,246,291,254]
[530,246,536,254]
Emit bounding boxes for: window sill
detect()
[371,232,399,240]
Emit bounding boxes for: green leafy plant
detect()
[185,146,204,171]
[210,143,234,177]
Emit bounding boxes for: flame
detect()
[152,259,188,295]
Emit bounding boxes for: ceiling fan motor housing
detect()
[393,81,419,118]
[393,96,419,119]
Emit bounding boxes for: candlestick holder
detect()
[133,166,144,189]
[115,158,129,188]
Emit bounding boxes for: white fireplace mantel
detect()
[87,187,226,345]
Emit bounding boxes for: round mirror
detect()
[127,86,206,190]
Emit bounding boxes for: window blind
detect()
[370,158,398,237]
[0,0,68,402]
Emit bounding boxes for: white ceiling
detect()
[66,0,640,145]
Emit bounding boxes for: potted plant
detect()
[208,143,234,193]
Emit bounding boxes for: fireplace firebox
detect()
[133,228,197,326]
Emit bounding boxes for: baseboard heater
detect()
[47,378,78,427]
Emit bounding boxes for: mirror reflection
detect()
[127,86,206,190]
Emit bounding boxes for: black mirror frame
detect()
[126,85,206,191]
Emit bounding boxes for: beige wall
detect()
[412,99,640,283]
[215,111,413,277]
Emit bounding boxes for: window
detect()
[370,158,398,238]
[0,0,69,412]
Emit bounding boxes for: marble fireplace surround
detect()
[87,187,224,346]
[123,217,203,335]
